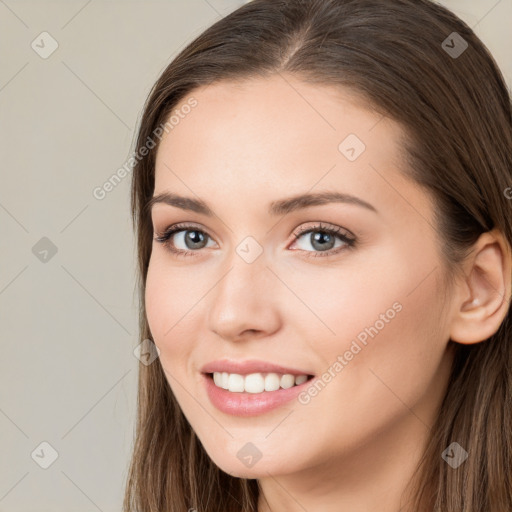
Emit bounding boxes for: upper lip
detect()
[201,359,314,376]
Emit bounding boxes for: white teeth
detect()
[295,374,308,385]
[228,373,245,392]
[264,373,281,391]
[211,372,310,393]
[244,373,265,393]
[280,374,295,389]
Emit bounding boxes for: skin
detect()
[145,74,511,512]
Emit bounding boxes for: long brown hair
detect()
[124,1,512,510]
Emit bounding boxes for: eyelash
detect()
[154,222,356,259]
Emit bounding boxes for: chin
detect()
[207,450,295,479]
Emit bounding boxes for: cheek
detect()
[314,271,447,433]
[145,258,169,342]
[280,278,447,467]
[144,257,207,420]
[144,255,198,369]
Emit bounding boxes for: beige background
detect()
[0,1,510,510]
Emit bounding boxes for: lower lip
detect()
[203,373,314,417]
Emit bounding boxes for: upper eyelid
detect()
[155,221,354,244]
[154,221,207,235]
[155,221,348,234]
[293,222,354,238]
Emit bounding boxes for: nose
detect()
[207,255,282,342]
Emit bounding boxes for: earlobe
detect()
[449,228,512,345]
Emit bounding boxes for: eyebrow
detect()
[147,191,377,216]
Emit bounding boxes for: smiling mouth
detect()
[206,371,315,394]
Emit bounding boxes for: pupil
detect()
[186,230,206,249]
[312,232,334,251]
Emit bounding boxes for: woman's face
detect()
[145,74,456,479]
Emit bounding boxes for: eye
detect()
[154,221,356,259]
[154,223,216,257]
[290,222,356,258]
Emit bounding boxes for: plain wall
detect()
[0,1,510,510]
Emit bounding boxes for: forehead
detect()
[157,75,397,171]
[153,74,432,225]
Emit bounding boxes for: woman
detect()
[124,0,512,510]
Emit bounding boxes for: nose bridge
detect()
[207,247,280,339]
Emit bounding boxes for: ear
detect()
[449,228,512,344]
